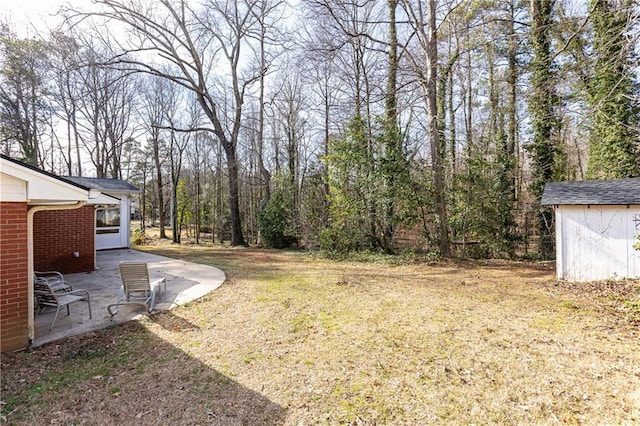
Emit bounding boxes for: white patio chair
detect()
[35,270,73,293]
[107,262,166,316]
[34,279,92,330]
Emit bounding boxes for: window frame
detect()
[96,206,121,235]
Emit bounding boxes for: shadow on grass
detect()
[1,320,286,425]
[149,310,201,332]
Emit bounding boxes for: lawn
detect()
[2,245,639,425]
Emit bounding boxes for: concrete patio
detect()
[33,249,226,347]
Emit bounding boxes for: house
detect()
[0,155,101,351]
[541,178,640,282]
[0,155,140,351]
[63,177,139,250]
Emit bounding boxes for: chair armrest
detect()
[68,289,91,300]
[151,278,166,294]
[36,275,72,292]
[35,271,64,281]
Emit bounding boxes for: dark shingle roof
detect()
[63,176,139,193]
[541,178,640,205]
[0,154,92,192]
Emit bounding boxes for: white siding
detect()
[95,195,132,250]
[556,205,640,281]
[0,173,26,202]
[0,159,92,203]
[117,196,131,248]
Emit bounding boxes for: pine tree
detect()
[527,0,564,259]
[586,0,640,179]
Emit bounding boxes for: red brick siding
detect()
[0,202,29,352]
[33,206,95,274]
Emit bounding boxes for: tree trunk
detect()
[171,179,180,243]
[426,0,450,257]
[507,0,518,203]
[152,135,166,239]
[223,142,246,246]
[383,0,399,253]
[528,0,559,259]
[258,4,271,208]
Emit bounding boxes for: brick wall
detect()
[33,206,95,274]
[0,202,29,352]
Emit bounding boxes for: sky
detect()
[0,0,76,36]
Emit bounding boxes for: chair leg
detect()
[107,303,119,316]
[107,287,125,316]
[148,289,157,312]
[50,307,61,331]
[86,295,92,319]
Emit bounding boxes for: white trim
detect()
[555,207,563,280]
[0,158,93,203]
[95,198,132,250]
[27,202,86,345]
[0,158,105,347]
[0,173,26,202]
[87,193,120,205]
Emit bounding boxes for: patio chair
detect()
[35,270,73,293]
[107,262,166,316]
[34,279,92,331]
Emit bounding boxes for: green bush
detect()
[259,205,297,249]
[259,174,298,249]
[131,228,146,246]
[318,226,362,253]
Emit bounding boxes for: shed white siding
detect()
[555,205,640,281]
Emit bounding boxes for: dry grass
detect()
[2,243,640,425]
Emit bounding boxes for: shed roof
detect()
[63,176,139,194]
[541,178,640,206]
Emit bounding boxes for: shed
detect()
[541,178,640,282]
[0,155,101,351]
[63,177,140,250]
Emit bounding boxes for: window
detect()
[96,207,120,234]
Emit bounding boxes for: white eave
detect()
[86,192,120,205]
[0,157,101,204]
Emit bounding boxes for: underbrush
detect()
[315,248,440,265]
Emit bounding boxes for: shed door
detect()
[559,205,640,281]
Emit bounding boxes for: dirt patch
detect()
[2,246,639,425]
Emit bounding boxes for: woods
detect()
[1,0,638,257]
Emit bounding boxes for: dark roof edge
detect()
[62,176,140,193]
[0,154,92,192]
[541,177,640,206]
[543,201,640,206]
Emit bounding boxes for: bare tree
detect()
[252,0,287,208]
[69,37,137,179]
[138,75,175,239]
[69,0,278,246]
[400,0,450,256]
[300,57,339,229]
[272,71,308,211]
[166,91,194,244]
[48,32,83,175]
[186,130,213,244]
